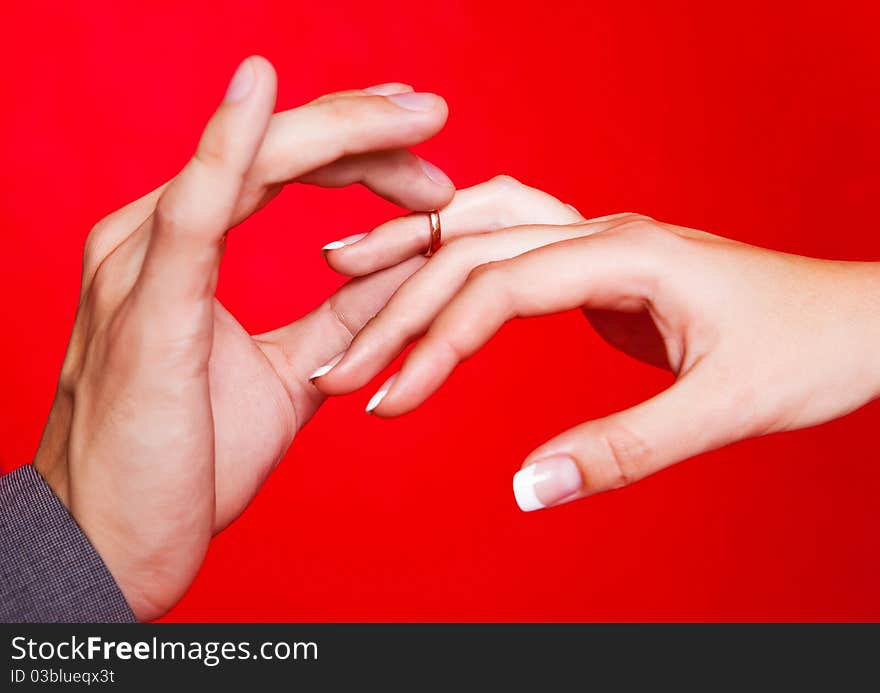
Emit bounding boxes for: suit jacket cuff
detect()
[0,465,136,623]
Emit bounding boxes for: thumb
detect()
[135,56,277,304]
[513,367,742,512]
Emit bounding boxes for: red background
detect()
[1,1,878,621]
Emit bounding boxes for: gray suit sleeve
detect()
[0,465,136,623]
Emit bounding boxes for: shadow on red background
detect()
[1,1,878,621]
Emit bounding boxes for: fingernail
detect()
[366,374,397,414]
[225,58,255,102]
[386,92,436,112]
[322,233,367,252]
[364,82,411,95]
[309,352,345,381]
[565,203,582,216]
[418,158,453,187]
[512,455,582,512]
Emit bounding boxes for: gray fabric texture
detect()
[0,465,135,623]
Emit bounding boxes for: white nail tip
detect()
[366,374,397,413]
[322,233,368,252]
[309,363,334,379]
[308,352,344,380]
[365,390,387,413]
[512,465,547,512]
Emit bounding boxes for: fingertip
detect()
[245,55,276,80]
[309,357,360,396]
[321,236,376,277]
[363,354,441,418]
[418,158,455,190]
[365,373,397,414]
[321,233,368,253]
[394,158,454,213]
[321,236,383,277]
[308,373,340,397]
[512,455,584,512]
[425,179,456,211]
[428,94,450,129]
[251,56,278,104]
[365,383,419,419]
[385,92,448,122]
[225,56,276,101]
[433,94,449,123]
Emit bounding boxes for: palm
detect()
[207,300,299,532]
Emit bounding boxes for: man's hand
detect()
[32,56,454,620]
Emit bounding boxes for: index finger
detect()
[258,90,448,179]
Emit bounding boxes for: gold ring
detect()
[425,210,442,257]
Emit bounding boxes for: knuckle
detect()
[310,99,353,158]
[153,196,185,235]
[610,218,685,266]
[325,295,357,340]
[309,92,339,105]
[322,96,356,127]
[600,217,684,296]
[603,212,647,224]
[193,130,231,169]
[83,220,112,264]
[425,332,467,368]
[465,259,516,304]
[467,259,504,284]
[615,217,662,239]
[613,218,685,252]
[489,173,522,189]
[309,89,361,105]
[595,422,653,489]
[485,175,537,228]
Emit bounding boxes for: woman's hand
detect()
[313,176,880,512]
[33,56,454,621]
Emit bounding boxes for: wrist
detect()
[32,392,72,509]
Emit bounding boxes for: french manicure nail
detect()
[225,58,255,102]
[512,455,583,512]
[322,233,367,251]
[386,92,436,112]
[308,352,345,381]
[366,374,398,413]
[418,158,453,187]
[364,82,410,95]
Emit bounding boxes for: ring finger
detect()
[321,175,585,277]
[312,213,644,395]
